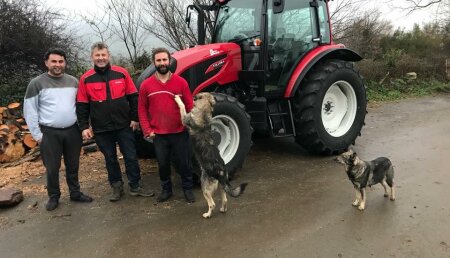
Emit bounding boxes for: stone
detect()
[406,72,417,80]
[0,187,24,207]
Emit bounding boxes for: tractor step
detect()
[267,99,296,138]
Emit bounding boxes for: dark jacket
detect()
[76,64,138,133]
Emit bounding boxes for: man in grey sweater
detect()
[24,48,92,211]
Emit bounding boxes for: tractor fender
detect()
[284,45,362,98]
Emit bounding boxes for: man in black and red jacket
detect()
[76,42,153,201]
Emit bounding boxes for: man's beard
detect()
[156,65,169,75]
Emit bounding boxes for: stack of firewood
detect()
[0,103,38,163]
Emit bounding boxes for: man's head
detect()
[152,47,171,75]
[44,48,66,77]
[91,42,110,69]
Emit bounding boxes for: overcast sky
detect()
[45,0,437,57]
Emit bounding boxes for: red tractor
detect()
[136,0,367,176]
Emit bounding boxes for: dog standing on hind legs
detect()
[335,148,395,211]
[174,92,248,218]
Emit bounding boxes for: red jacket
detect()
[76,64,138,133]
[138,74,193,137]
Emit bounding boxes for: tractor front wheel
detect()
[211,93,253,177]
[292,60,367,154]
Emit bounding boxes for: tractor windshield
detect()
[213,0,262,43]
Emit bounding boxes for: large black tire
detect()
[211,93,253,177]
[292,60,367,155]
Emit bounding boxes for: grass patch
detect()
[366,80,450,102]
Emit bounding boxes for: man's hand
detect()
[144,132,155,143]
[82,129,93,140]
[130,121,139,131]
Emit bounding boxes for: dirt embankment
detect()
[0,151,158,228]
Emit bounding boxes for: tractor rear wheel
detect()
[211,93,252,177]
[292,60,367,154]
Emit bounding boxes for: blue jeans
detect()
[95,127,141,188]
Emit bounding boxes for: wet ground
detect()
[1,94,450,258]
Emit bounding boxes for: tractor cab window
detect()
[213,0,262,44]
[266,0,315,95]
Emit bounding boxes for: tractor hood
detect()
[172,43,242,94]
[136,43,242,94]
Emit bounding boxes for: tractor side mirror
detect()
[273,0,284,14]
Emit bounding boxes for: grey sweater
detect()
[23,73,79,141]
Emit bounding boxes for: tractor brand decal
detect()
[205,59,226,74]
[213,60,225,69]
[209,49,221,56]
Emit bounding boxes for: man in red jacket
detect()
[138,47,195,203]
[77,42,154,202]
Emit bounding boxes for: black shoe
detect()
[130,187,155,197]
[156,190,172,202]
[110,182,124,202]
[45,199,59,211]
[184,190,195,203]
[70,192,93,202]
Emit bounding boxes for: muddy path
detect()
[1,95,449,258]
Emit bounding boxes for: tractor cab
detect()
[197,0,331,98]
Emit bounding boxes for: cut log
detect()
[16,118,25,125]
[0,133,25,162]
[0,107,6,116]
[7,103,20,109]
[23,134,37,149]
[6,102,22,118]
[0,124,8,132]
[7,124,20,134]
[0,147,40,168]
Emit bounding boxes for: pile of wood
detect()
[0,103,38,163]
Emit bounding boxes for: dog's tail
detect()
[224,182,248,198]
[386,164,395,187]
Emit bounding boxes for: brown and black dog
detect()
[335,148,395,211]
[174,93,247,218]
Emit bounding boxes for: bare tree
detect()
[337,9,392,58]
[397,0,449,25]
[141,0,215,50]
[402,0,446,13]
[80,12,114,43]
[104,0,147,68]
[328,0,366,41]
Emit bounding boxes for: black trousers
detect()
[153,131,193,191]
[39,124,82,200]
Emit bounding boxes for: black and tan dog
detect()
[174,92,247,218]
[335,148,395,210]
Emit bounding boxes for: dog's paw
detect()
[174,95,184,106]
[390,196,395,201]
[220,207,227,213]
[384,193,389,198]
[202,213,211,219]
[352,200,359,206]
[358,205,365,211]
